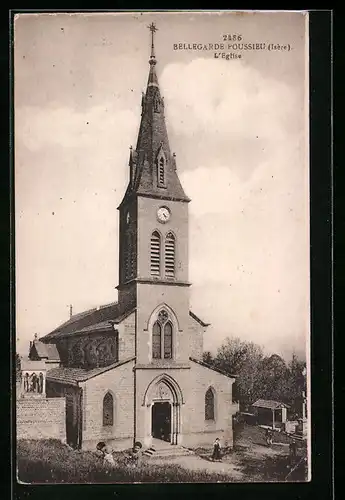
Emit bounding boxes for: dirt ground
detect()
[148,424,307,482]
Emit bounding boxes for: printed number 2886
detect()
[222,34,243,41]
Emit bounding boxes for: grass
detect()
[17,439,232,484]
[17,425,308,483]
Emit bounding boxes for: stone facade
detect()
[80,360,135,450]
[34,26,238,452]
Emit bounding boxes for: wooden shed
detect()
[251,399,290,428]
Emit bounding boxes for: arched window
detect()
[152,310,174,360]
[165,233,175,278]
[163,322,173,359]
[103,392,114,426]
[205,387,215,421]
[150,231,161,276]
[152,321,162,359]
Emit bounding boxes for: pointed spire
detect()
[118,23,190,209]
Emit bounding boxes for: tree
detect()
[256,354,290,402]
[285,353,307,416]
[212,337,264,408]
[202,351,214,365]
[202,339,307,411]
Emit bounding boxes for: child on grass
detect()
[126,441,143,468]
[96,441,115,467]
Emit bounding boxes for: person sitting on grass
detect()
[211,438,222,462]
[96,441,115,468]
[126,441,143,468]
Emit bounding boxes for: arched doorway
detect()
[152,401,171,441]
[143,374,184,445]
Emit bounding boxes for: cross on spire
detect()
[148,22,158,63]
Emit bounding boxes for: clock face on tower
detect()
[157,206,171,223]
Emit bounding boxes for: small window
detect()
[159,157,165,185]
[150,231,161,276]
[103,392,114,426]
[205,388,215,421]
[152,321,162,359]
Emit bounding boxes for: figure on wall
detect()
[23,373,29,392]
[96,341,109,367]
[38,372,44,394]
[30,373,38,392]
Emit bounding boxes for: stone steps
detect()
[144,445,193,458]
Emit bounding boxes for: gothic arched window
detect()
[163,322,173,359]
[205,387,215,421]
[152,321,162,359]
[103,392,114,426]
[150,231,161,276]
[152,310,174,360]
[165,232,175,278]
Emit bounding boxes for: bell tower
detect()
[117,23,191,364]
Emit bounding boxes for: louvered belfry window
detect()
[165,232,175,278]
[150,231,161,276]
[152,321,162,359]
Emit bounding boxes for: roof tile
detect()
[252,399,290,409]
[46,357,135,384]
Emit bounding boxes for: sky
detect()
[14,11,309,361]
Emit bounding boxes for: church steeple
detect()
[119,23,190,208]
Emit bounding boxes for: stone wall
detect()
[188,316,204,359]
[80,359,135,450]
[118,312,136,360]
[17,398,66,441]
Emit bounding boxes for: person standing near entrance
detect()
[211,438,222,462]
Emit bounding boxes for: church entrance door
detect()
[151,402,171,442]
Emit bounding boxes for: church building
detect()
[32,23,238,451]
